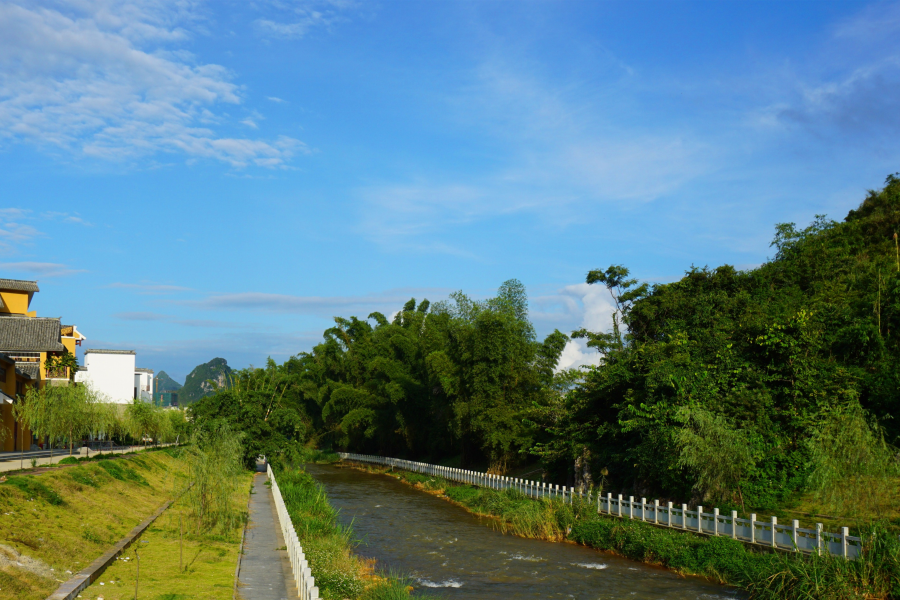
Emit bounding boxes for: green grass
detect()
[355,462,900,600]
[77,472,252,600]
[0,449,187,600]
[273,465,415,599]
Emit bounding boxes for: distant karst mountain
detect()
[180,357,233,404]
[155,371,183,393]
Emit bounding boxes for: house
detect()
[0,278,85,451]
[135,367,154,403]
[76,350,135,404]
[0,353,36,452]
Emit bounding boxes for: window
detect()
[0,366,6,382]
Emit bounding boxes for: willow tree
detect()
[125,399,171,446]
[16,384,101,456]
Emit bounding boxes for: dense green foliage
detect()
[193,175,900,515]
[535,175,900,508]
[191,280,567,471]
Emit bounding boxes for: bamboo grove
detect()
[192,174,900,515]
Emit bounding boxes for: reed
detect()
[179,423,245,534]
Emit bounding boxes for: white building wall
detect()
[134,370,154,403]
[75,351,136,404]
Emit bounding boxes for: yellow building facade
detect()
[0,278,86,452]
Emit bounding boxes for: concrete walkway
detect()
[237,465,297,600]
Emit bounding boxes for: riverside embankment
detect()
[306,463,740,599]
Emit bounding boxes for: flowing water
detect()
[305,464,744,600]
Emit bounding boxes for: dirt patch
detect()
[0,544,56,581]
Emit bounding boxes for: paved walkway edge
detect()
[233,476,254,600]
[45,497,174,600]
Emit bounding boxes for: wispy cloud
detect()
[0,262,86,277]
[41,211,94,226]
[253,0,359,39]
[755,3,900,144]
[108,282,193,294]
[834,2,900,41]
[113,311,234,328]
[0,209,44,254]
[357,55,711,250]
[185,288,449,316]
[0,1,305,167]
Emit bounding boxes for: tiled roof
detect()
[15,362,39,380]
[0,279,39,293]
[85,349,135,355]
[0,316,64,352]
[135,367,154,373]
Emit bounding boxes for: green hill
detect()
[180,358,233,404]
[155,371,183,393]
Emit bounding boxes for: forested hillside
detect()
[180,357,232,404]
[191,175,900,511]
[155,370,182,393]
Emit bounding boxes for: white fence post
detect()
[337,452,864,560]
[792,520,799,551]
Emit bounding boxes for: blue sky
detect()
[2,0,899,381]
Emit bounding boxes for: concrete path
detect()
[237,465,297,600]
[0,444,175,473]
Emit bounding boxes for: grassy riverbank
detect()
[0,449,186,600]
[77,469,252,600]
[348,461,900,600]
[273,465,413,600]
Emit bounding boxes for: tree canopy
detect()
[191,175,900,512]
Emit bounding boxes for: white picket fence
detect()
[267,463,321,599]
[339,452,868,560]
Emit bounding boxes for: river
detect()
[305,463,743,600]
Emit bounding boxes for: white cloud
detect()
[531,282,617,372]
[0,1,303,167]
[557,338,601,371]
[0,261,85,277]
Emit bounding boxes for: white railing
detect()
[267,463,320,599]
[339,452,871,560]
